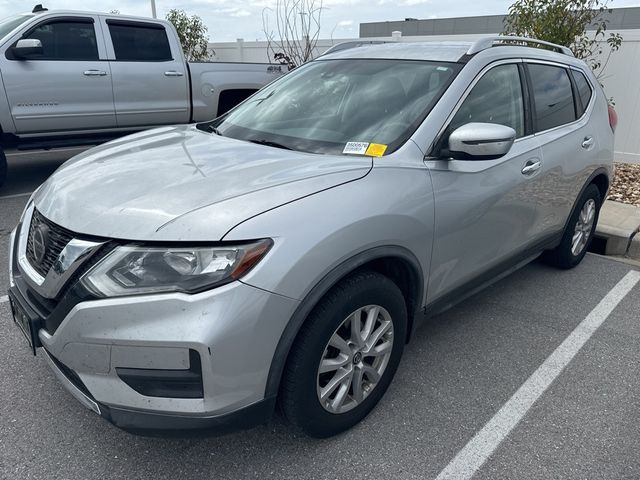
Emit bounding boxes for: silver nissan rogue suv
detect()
[8,37,615,438]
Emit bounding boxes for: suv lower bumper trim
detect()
[98,397,277,437]
[42,342,276,437]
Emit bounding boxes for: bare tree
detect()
[262,0,323,69]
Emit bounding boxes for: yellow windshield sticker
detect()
[365,143,388,157]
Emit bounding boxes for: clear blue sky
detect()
[1,0,639,41]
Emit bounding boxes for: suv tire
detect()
[544,183,602,269]
[280,271,407,438]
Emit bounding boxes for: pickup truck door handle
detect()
[582,136,595,149]
[521,159,542,175]
[164,71,184,77]
[83,70,107,76]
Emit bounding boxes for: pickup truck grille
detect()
[26,209,75,278]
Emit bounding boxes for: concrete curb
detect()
[595,200,640,258]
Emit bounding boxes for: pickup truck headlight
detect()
[81,240,272,297]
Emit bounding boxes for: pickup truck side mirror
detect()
[12,39,44,59]
[447,122,516,160]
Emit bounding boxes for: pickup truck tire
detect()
[544,183,602,269]
[0,148,7,189]
[280,271,407,438]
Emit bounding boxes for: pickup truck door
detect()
[0,15,115,133]
[425,62,545,305]
[101,17,190,127]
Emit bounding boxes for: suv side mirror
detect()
[12,39,43,59]
[448,123,516,160]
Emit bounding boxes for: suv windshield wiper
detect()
[248,139,293,150]
[208,125,223,136]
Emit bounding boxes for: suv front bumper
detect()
[9,222,300,435]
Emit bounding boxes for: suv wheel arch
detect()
[264,246,424,401]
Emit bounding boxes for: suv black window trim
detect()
[517,63,534,137]
[566,69,582,119]
[5,17,99,62]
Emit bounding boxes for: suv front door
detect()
[1,15,115,133]
[426,61,546,304]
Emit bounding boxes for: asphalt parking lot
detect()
[1,154,640,480]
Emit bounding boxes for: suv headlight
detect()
[81,239,272,297]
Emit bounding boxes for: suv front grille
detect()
[26,209,75,278]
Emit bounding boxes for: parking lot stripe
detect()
[0,192,32,200]
[435,270,640,480]
[0,295,7,304]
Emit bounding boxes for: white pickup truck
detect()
[0,6,284,187]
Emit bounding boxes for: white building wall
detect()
[598,30,640,163]
[210,31,640,162]
[209,38,354,63]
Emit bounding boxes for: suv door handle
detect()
[521,159,542,175]
[582,136,595,149]
[164,71,184,77]
[83,70,107,76]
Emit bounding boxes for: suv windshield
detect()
[210,59,461,155]
[0,15,34,41]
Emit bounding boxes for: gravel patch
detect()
[608,163,640,206]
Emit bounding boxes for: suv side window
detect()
[449,64,525,138]
[19,20,98,61]
[571,70,593,117]
[108,22,172,61]
[528,64,576,132]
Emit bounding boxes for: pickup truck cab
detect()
[0,7,283,187]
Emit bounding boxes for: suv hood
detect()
[33,126,372,241]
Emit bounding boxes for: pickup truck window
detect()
[19,20,98,61]
[107,22,172,62]
[214,59,461,156]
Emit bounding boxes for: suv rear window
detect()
[572,70,593,116]
[108,22,172,61]
[528,64,576,132]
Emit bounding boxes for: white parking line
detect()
[435,269,640,480]
[0,192,32,200]
[0,295,8,304]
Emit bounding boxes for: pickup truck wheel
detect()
[544,183,602,269]
[280,271,407,438]
[0,148,6,189]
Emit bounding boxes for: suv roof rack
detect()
[467,36,574,57]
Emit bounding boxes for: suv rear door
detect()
[426,61,546,303]
[1,15,115,133]
[524,61,600,238]
[101,17,190,127]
